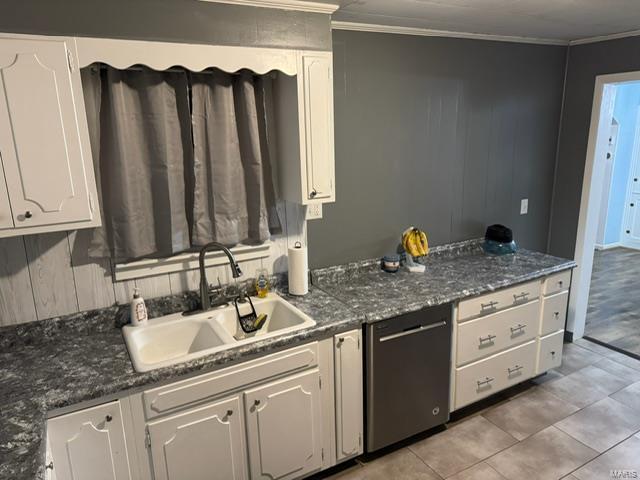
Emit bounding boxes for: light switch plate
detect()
[306,203,323,220]
[520,198,529,215]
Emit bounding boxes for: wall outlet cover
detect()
[306,203,323,220]
[520,198,529,215]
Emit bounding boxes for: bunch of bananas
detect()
[402,227,429,257]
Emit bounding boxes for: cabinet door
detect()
[244,369,323,480]
[147,396,247,480]
[0,36,94,229]
[301,53,334,202]
[48,401,132,480]
[334,330,363,461]
[0,156,13,229]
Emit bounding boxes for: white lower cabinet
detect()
[334,330,363,461]
[537,330,565,374]
[147,396,247,480]
[244,369,323,480]
[47,401,132,480]
[47,334,365,480]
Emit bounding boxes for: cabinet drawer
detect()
[537,330,564,374]
[541,291,568,335]
[456,300,539,366]
[143,342,318,420]
[455,341,537,410]
[543,270,571,296]
[458,281,540,322]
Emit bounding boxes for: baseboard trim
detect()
[594,242,621,251]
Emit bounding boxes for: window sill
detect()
[114,243,271,281]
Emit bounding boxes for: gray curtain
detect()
[82,66,192,261]
[81,65,281,261]
[190,70,281,246]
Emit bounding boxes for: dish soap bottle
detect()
[130,288,148,326]
[255,268,270,298]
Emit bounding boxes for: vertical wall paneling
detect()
[0,236,37,325]
[308,31,566,268]
[68,230,116,311]
[24,232,79,319]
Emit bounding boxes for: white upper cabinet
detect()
[0,34,100,237]
[276,51,335,205]
[47,401,132,480]
[300,52,334,203]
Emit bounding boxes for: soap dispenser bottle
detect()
[130,288,148,326]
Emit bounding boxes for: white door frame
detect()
[568,70,640,339]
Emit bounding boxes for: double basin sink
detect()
[123,293,316,372]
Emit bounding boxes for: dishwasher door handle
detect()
[378,320,447,342]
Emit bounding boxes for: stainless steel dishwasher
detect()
[365,303,452,452]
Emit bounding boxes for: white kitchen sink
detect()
[123,293,316,372]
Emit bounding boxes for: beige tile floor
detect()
[314,339,640,480]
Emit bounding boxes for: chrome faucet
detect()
[198,242,243,311]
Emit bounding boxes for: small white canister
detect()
[288,241,309,295]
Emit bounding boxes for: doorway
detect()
[570,71,640,358]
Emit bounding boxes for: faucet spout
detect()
[198,242,243,311]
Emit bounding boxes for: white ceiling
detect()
[330,0,640,43]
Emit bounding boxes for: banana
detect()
[402,226,430,258]
[414,229,426,256]
[402,227,418,257]
[418,230,429,256]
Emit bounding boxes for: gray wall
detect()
[548,36,640,259]
[308,30,567,268]
[0,0,331,50]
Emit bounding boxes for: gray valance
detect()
[81,65,281,262]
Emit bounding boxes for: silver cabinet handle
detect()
[508,365,524,375]
[481,301,499,311]
[513,292,529,302]
[378,321,447,342]
[479,334,496,344]
[510,324,526,334]
[477,377,494,387]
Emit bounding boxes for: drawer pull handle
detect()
[105,415,113,423]
[481,301,499,311]
[477,377,494,387]
[510,324,526,334]
[508,365,524,375]
[513,292,529,302]
[558,280,564,287]
[550,351,556,356]
[479,334,496,344]
[226,410,233,417]
[554,311,560,318]
[254,399,261,406]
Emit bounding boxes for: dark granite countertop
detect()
[0,239,575,479]
[313,239,576,322]
[0,287,364,480]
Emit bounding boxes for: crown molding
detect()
[198,0,339,14]
[331,21,569,46]
[569,29,640,46]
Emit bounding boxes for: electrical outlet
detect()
[520,198,529,215]
[306,203,323,220]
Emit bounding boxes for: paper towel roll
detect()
[288,242,309,295]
